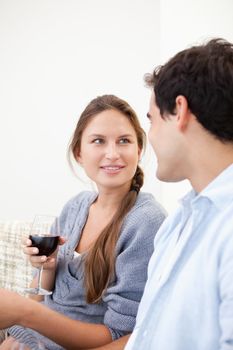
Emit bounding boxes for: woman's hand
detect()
[22,236,66,301]
[0,336,31,350]
[0,336,18,349]
[22,236,66,271]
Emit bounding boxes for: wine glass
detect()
[25,215,60,296]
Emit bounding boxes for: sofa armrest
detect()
[0,221,33,295]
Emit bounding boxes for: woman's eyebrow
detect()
[118,134,134,138]
[88,133,134,138]
[88,134,105,138]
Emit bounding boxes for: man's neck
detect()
[188,139,233,193]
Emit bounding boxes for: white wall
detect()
[0,0,161,220]
[0,0,233,220]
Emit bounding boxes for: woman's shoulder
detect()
[131,191,167,219]
[115,193,166,255]
[58,191,97,221]
[62,191,97,210]
[58,191,97,235]
[118,192,167,245]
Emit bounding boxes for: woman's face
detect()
[76,109,141,193]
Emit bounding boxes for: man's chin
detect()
[156,170,185,183]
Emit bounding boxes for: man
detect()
[92,38,233,349]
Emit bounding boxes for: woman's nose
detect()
[105,143,120,159]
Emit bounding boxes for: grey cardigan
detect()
[9,191,166,349]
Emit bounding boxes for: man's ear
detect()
[175,95,190,131]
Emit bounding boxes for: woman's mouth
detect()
[100,165,124,174]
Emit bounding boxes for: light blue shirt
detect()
[126,164,233,350]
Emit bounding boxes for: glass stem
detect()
[38,264,44,291]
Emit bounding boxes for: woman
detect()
[0,95,166,349]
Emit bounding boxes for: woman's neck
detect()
[95,185,131,211]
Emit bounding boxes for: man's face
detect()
[147,91,187,182]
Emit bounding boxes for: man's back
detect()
[126,164,233,349]
[124,38,233,350]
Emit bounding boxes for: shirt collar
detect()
[179,190,197,218]
[199,163,233,210]
[180,163,233,211]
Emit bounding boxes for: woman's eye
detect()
[93,138,104,144]
[119,138,130,144]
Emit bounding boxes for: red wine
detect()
[29,235,59,256]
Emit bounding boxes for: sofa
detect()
[0,221,33,295]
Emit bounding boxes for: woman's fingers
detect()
[21,236,31,246]
[58,236,66,245]
[0,337,31,350]
[22,244,48,267]
[22,245,39,256]
[0,336,18,349]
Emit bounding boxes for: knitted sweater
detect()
[9,191,166,349]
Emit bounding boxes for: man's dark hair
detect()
[145,38,233,142]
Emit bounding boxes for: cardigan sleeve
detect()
[102,198,166,340]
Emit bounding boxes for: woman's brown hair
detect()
[68,94,146,303]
